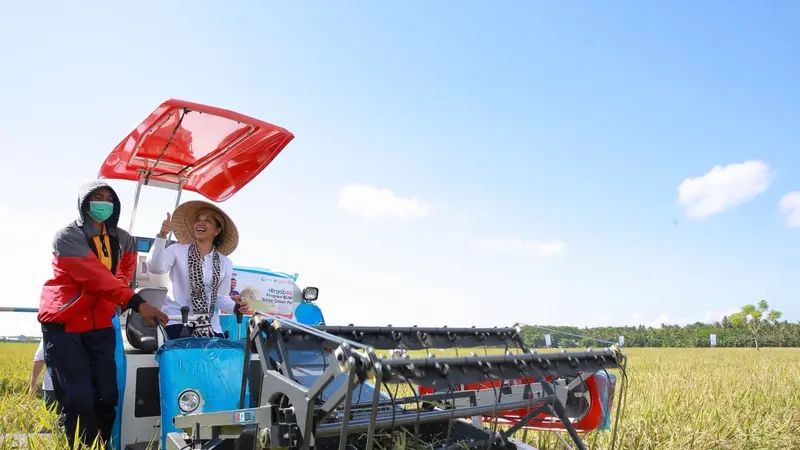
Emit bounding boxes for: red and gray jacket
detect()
[38,180,146,333]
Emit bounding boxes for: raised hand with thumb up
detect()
[158,213,172,239]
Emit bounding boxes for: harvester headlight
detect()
[178,389,202,413]
[302,287,319,301]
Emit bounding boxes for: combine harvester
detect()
[2,99,628,450]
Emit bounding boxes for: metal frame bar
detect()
[128,175,145,234]
[126,106,188,237]
[0,307,39,313]
[312,324,529,350]
[127,171,184,239]
[168,178,184,242]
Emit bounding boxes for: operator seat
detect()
[125,287,168,353]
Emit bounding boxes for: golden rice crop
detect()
[2,343,798,450]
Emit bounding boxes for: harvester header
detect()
[163,312,627,450]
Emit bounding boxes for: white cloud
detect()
[704,308,740,323]
[337,184,430,219]
[625,311,696,328]
[475,237,566,257]
[778,192,800,227]
[583,312,614,328]
[623,310,740,328]
[677,160,772,218]
[574,311,693,328]
[648,313,673,328]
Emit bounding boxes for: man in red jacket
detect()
[38,180,168,449]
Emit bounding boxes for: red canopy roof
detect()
[98,98,294,202]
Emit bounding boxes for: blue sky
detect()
[1,1,799,336]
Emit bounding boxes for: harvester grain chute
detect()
[1,99,628,450]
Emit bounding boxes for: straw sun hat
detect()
[171,200,239,256]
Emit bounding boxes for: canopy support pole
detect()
[128,172,145,235]
[167,179,185,242]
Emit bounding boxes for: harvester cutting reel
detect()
[166,315,627,450]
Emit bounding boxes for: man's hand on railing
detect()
[139,303,168,326]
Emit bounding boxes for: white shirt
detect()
[33,340,54,391]
[146,237,236,335]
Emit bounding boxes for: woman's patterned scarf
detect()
[187,241,221,338]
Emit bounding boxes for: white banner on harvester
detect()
[618,335,624,346]
[231,269,298,317]
[710,334,717,347]
[544,334,552,347]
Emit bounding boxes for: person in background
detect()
[37,180,168,449]
[217,274,243,316]
[147,200,247,339]
[31,339,55,405]
[230,275,240,302]
[30,339,62,429]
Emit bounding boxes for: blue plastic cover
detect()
[218,314,251,340]
[155,338,251,446]
[294,302,325,326]
[253,315,390,405]
[217,303,326,339]
[275,348,392,405]
[111,313,125,450]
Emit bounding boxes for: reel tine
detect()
[446,380,456,442]
[337,352,357,450]
[409,377,422,443]
[364,361,383,450]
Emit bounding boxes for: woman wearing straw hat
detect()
[146,200,247,339]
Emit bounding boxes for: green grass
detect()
[2,343,799,449]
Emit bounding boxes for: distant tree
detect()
[730,300,782,351]
[519,312,799,349]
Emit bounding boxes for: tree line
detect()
[520,300,797,348]
[520,320,800,348]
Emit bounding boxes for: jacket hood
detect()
[77,180,123,231]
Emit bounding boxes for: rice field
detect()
[1,343,799,450]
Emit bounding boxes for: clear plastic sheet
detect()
[595,370,617,431]
[111,313,125,450]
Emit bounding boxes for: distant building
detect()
[0,335,40,342]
